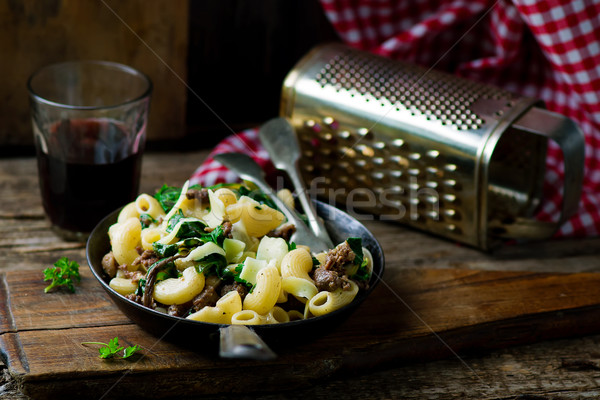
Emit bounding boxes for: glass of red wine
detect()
[28,61,152,241]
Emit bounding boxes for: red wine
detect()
[36,118,143,234]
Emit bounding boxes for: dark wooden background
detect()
[0,0,339,156]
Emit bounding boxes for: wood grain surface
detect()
[3,264,600,399]
[0,0,189,147]
[2,151,600,400]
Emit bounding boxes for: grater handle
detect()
[502,107,585,238]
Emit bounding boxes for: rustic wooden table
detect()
[2,150,600,399]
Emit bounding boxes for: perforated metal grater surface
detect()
[280,43,584,250]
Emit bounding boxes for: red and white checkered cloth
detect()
[191,0,600,237]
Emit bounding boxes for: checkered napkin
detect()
[191,0,600,237]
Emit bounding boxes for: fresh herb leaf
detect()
[100,337,123,359]
[312,256,320,267]
[122,344,141,359]
[288,242,297,251]
[82,337,141,359]
[43,257,81,293]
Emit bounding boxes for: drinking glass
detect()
[28,61,152,241]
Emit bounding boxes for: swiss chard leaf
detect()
[236,185,278,211]
[135,278,146,296]
[346,237,370,282]
[195,254,229,279]
[154,185,183,213]
[139,213,157,228]
[233,263,254,292]
[177,220,209,240]
[155,264,179,282]
[346,237,364,266]
[165,210,208,239]
[154,184,203,213]
[166,209,185,233]
[201,225,225,247]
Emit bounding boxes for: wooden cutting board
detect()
[3,266,600,399]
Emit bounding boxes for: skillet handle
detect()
[219,325,277,360]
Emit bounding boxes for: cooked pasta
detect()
[108,217,141,267]
[243,265,281,315]
[153,266,205,305]
[308,280,359,317]
[280,248,314,282]
[101,181,373,326]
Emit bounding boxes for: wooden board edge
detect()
[337,303,600,373]
[0,272,16,333]
[18,356,338,399]
[0,332,30,377]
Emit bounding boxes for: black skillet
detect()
[86,200,384,357]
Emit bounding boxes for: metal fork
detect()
[213,152,332,254]
[258,117,334,249]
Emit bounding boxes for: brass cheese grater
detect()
[280,43,585,250]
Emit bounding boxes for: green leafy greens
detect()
[43,257,81,293]
[236,185,278,211]
[346,238,370,282]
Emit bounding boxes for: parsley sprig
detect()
[43,257,81,293]
[82,337,141,359]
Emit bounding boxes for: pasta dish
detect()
[100,181,372,325]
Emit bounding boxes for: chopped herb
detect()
[288,242,297,251]
[312,256,320,267]
[254,205,262,210]
[82,337,141,359]
[43,257,81,293]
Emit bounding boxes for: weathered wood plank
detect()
[4,266,600,398]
